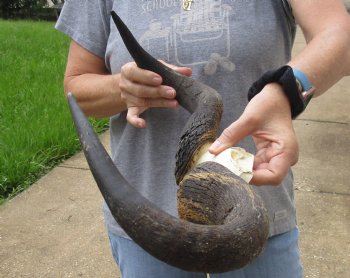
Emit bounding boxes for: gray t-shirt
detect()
[56,0,297,238]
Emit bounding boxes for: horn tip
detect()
[111,11,118,22]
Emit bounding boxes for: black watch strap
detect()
[248,65,307,119]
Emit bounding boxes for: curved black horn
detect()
[67,11,269,273]
[68,93,268,273]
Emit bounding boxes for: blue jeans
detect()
[108,227,303,278]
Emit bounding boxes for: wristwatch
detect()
[248,65,315,119]
[292,68,315,109]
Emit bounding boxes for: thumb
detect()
[208,117,255,155]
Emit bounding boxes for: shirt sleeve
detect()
[55,0,113,58]
[281,0,295,25]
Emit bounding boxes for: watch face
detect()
[295,78,303,93]
[302,86,315,107]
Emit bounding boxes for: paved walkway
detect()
[1,28,349,277]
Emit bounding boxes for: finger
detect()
[253,134,299,169]
[126,107,147,128]
[159,60,193,77]
[121,79,176,99]
[250,155,290,186]
[208,117,257,155]
[121,62,163,86]
[173,66,192,77]
[253,142,282,169]
[123,91,178,109]
[250,169,284,186]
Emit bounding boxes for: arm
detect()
[209,0,350,185]
[64,41,125,118]
[288,0,350,95]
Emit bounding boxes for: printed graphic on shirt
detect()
[137,0,236,75]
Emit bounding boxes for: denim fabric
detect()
[108,227,303,278]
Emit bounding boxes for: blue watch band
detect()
[292,68,315,108]
[292,68,313,91]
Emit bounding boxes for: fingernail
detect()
[137,119,146,128]
[209,140,221,151]
[169,100,178,108]
[166,89,175,98]
[153,76,162,84]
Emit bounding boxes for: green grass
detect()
[0,20,109,204]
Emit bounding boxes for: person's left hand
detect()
[208,83,299,185]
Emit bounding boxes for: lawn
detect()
[0,20,109,204]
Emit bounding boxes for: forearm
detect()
[64,72,126,118]
[288,26,350,97]
[287,0,350,97]
[63,41,127,118]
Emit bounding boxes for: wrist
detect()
[263,82,289,100]
[260,83,292,115]
[248,65,314,119]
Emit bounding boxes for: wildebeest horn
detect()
[66,11,269,273]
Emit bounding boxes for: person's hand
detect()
[119,61,192,128]
[208,83,299,185]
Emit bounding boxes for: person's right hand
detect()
[119,61,192,128]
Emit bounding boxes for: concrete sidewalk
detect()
[1,30,349,278]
